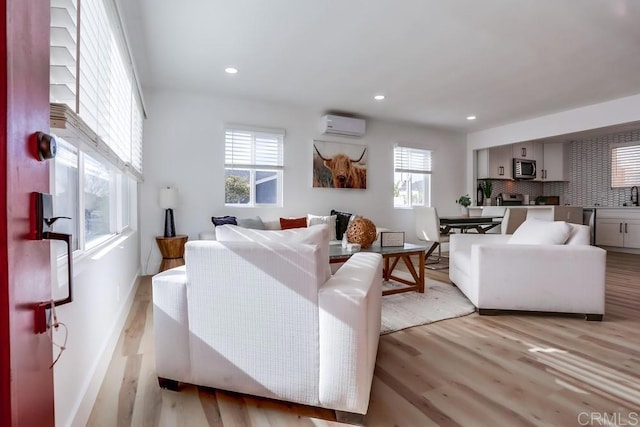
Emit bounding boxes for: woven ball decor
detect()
[346,217,377,248]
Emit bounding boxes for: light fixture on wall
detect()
[159,187,178,238]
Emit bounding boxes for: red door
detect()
[1,0,55,425]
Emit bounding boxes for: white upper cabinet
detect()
[478,145,512,179]
[539,142,569,181]
[512,141,536,160]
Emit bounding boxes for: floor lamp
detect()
[159,187,178,238]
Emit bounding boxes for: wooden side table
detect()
[156,235,188,273]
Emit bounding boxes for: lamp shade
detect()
[159,187,178,209]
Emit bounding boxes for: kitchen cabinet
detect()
[478,145,512,179]
[512,141,537,160]
[538,142,569,181]
[595,209,640,249]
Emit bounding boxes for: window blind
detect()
[50,0,145,179]
[50,0,78,109]
[394,146,432,174]
[611,141,640,188]
[225,127,284,169]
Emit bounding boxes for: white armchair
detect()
[449,221,606,320]
[152,225,384,417]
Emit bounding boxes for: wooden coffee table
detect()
[329,243,426,295]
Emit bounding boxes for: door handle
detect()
[620,223,623,233]
[625,223,628,233]
[522,147,526,157]
[33,192,74,333]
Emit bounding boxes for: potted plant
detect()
[481,180,493,205]
[456,194,471,215]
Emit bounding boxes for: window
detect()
[611,141,640,188]
[52,137,134,257]
[53,139,79,256]
[225,126,284,206]
[394,146,432,208]
[49,0,143,258]
[84,153,113,246]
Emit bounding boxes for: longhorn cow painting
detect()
[313,140,368,189]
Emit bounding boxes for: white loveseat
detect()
[152,224,384,416]
[449,220,606,320]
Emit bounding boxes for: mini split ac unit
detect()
[320,114,366,137]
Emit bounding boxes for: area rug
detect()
[381,278,476,335]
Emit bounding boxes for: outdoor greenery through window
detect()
[394,146,432,208]
[225,126,284,206]
[611,141,640,188]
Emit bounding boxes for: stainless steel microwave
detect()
[513,158,536,179]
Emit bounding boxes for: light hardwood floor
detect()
[88,252,640,426]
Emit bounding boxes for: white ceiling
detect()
[119,0,640,131]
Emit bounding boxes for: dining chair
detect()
[415,207,449,270]
[501,208,527,234]
[481,206,506,234]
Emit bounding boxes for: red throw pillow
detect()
[280,217,308,230]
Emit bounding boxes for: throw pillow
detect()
[331,209,353,240]
[212,215,237,226]
[307,214,337,241]
[508,219,572,245]
[280,217,308,230]
[237,216,266,230]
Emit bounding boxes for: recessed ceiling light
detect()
[467,115,477,120]
[374,95,385,101]
[225,67,238,74]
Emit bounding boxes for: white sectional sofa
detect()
[449,220,606,320]
[152,224,384,417]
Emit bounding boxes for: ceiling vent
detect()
[320,114,366,137]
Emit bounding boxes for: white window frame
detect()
[224,125,285,207]
[394,146,432,208]
[611,141,640,188]
[51,136,134,263]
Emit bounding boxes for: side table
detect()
[156,235,188,273]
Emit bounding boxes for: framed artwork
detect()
[312,140,368,189]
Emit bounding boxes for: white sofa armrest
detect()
[318,252,383,414]
[152,266,191,380]
[472,244,606,314]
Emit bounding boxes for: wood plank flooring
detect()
[88,252,640,426]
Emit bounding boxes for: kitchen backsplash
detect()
[476,129,640,207]
[564,129,640,207]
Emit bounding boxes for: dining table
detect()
[439,215,503,234]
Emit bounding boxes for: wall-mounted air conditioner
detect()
[320,114,366,137]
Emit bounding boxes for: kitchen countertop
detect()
[583,206,640,209]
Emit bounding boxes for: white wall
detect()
[140,89,467,273]
[52,228,140,426]
[465,93,640,194]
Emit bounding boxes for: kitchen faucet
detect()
[632,186,639,206]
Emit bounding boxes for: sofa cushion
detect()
[508,219,572,245]
[307,214,337,241]
[212,215,237,226]
[280,217,308,230]
[565,223,591,245]
[215,224,332,282]
[237,216,266,230]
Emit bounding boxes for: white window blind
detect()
[225,128,284,169]
[611,141,640,188]
[50,0,145,179]
[50,0,77,109]
[394,146,432,174]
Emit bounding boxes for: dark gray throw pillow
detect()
[212,216,237,226]
[331,209,353,240]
